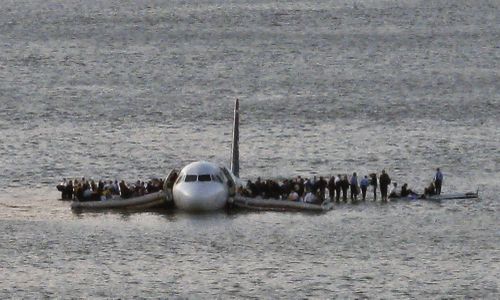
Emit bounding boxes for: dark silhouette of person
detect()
[350,172,359,202]
[341,175,350,202]
[327,176,336,202]
[360,176,369,201]
[317,176,327,201]
[434,168,443,195]
[370,173,378,201]
[65,180,73,200]
[379,170,391,202]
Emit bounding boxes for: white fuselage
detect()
[172,161,234,211]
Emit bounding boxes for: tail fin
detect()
[230,98,240,177]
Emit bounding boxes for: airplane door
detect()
[220,167,236,196]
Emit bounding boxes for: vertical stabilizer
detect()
[230,98,240,177]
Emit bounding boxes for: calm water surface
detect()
[0,0,499,298]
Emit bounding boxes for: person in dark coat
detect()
[350,172,359,202]
[379,170,391,202]
[401,183,417,198]
[119,180,132,199]
[327,176,336,202]
[370,173,378,201]
[75,181,84,201]
[254,177,263,197]
[245,180,257,197]
[434,168,443,195]
[341,175,350,202]
[269,180,281,199]
[311,176,318,195]
[65,180,74,200]
[317,176,327,201]
[280,179,291,200]
[298,177,305,198]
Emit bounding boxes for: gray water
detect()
[0,0,499,298]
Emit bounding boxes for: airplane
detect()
[71,99,333,212]
[170,99,241,211]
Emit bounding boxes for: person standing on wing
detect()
[379,170,391,202]
[350,172,359,202]
[341,175,350,203]
[335,174,342,203]
[360,175,369,201]
[327,175,336,202]
[434,168,443,195]
[370,173,378,201]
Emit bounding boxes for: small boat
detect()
[71,191,169,210]
[232,196,333,212]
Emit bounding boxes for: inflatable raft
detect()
[71,191,170,210]
[232,196,333,212]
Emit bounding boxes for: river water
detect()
[0,0,499,298]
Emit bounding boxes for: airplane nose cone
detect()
[173,183,227,211]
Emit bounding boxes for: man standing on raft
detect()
[434,168,443,195]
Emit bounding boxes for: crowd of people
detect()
[57,169,443,204]
[239,168,444,204]
[57,177,165,201]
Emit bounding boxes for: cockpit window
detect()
[184,175,197,182]
[198,174,212,182]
